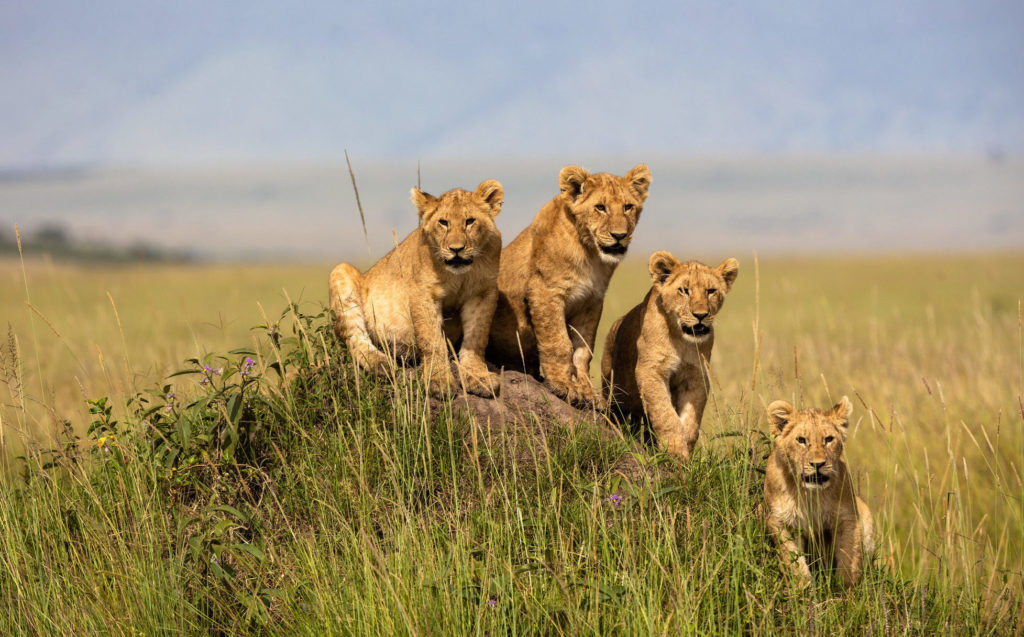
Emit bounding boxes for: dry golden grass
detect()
[1,253,1021,599]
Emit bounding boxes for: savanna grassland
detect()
[0,253,1021,634]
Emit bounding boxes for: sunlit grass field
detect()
[0,252,1021,632]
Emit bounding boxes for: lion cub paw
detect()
[662,439,692,462]
[460,369,501,399]
[423,364,458,399]
[570,379,604,410]
[545,377,601,410]
[355,350,392,376]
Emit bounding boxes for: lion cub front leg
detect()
[768,519,812,589]
[409,297,457,397]
[834,518,864,589]
[456,290,500,398]
[638,374,689,458]
[529,291,586,405]
[567,302,604,409]
[674,381,709,460]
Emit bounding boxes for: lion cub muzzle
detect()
[680,321,711,341]
[442,247,474,272]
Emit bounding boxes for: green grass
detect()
[0,254,1022,633]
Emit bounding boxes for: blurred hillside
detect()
[2,155,1021,261]
[1,1,1022,169]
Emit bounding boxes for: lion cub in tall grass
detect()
[764,397,875,589]
[601,251,738,460]
[329,180,503,398]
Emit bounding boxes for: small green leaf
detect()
[227,393,243,425]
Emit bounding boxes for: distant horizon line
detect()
[2,149,1019,178]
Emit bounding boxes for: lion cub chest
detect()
[563,256,611,315]
[658,335,711,390]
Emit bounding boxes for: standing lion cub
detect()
[764,397,874,589]
[329,180,503,397]
[601,251,738,460]
[487,164,651,408]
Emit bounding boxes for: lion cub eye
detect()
[681,287,690,296]
[438,219,449,228]
[623,203,635,212]
[824,435,835,444]
[796,436,807,445]
[465,218,476,227]
[594,204,607,213]
[708,288,718,295]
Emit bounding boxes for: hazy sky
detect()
[2,1,1023,168]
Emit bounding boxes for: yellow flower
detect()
[97,437,107,449]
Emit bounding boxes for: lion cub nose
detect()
[610,231,628,241]
[810,460,826,470]
[449,244,466,254]
[692,312,708,322]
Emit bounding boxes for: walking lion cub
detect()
[329,180,503,397]
[764,397,874,589]
[601,251,738,460]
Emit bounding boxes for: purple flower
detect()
[240,357,255,378]
[487,597,497,608]
[609,493,623,507]
[199,365,221,385]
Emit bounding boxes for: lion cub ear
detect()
[717,258,740,292]
[767,400,795,434]
[559,166,590,201]
[832,395,853,438]
[410,188,438,219]
[648,251,679,286]
[474,179,504,218]
[626,164,651,202]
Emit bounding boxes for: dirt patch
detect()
[427,370,653,481]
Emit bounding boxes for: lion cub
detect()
[601,251,738,460]
[329,180,503,397]
[487,164,651,408]
[764,397,875,589]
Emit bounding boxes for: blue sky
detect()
[2,1,1022,168]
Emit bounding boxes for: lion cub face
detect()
[767,397,853,491]
[558,164,651,264]
[648,252,739,343]
[412,180,503,274]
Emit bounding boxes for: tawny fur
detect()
[329,180,503,397]
[487,164,651,408]
[763,397,875,589]
[601,251,739,460]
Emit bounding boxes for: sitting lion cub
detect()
[764,397,875,589]
[487,164,651,408]
[329,180,503,397]
[601,251,738,460]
